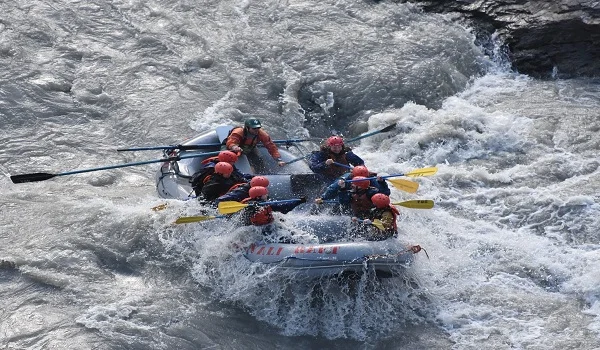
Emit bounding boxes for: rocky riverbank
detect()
[396,0,600,78]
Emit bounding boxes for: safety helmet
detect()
[249,186,268,198]
[250,176,270,188]
[244,118,262,129]
[214,162,233,176]
[327,136,344,147]
[351,176,370,189]
[371,193,391,208]
[351,165,369,178]
[218,150,238,164]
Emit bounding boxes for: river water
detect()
[1,0,599,349]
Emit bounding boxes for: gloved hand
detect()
[231,145,242,153]
[337,179,346,188]
[325,159,334,166]
[362,219,372,225]
[299,196,307,203]
[351,216,358,222]
[315,198,323,204]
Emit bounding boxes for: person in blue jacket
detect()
[214,176,270,206]
[314,165,390,205]
[190,150,253,196]
[308,135,364,183]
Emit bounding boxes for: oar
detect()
[10,151,220,184]
[218,199,302,214]
[284,123,397,165]
[346,167,438,184]
[357,218,385,231]
[174,215,227,224]
[393,200,435,209]
[118,139,312,152]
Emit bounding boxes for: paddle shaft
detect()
[118,139,312,152]
[284,124,396,165]
[10,151,220,184]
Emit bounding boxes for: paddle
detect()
[321,199,434,209]
[284,123,397,165]
[118,139,312,152]
[357,218,385,231]
[10,151,221,184]
[218,199,302,214]
[174,215,228,224]
[392,200,434,209]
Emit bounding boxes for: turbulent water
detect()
[1,0,599,349]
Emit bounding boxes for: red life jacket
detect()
[241,198,274,226]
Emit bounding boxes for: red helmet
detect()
[371,193,390,208]
[351,176,370,189]
[218,151,238,163]
[250,176,269,188]
[214,162,233,176]
[351,165,369,178]
[249,186,268,198]
[327,136,344,147]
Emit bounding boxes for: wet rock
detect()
[396,0,600,78]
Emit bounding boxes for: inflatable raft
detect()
[156,126,418,278]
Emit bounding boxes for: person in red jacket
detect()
[225,118,285,167]
[240,186,306,226]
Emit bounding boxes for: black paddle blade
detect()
[10,172,57,184]
[379,124,396,133]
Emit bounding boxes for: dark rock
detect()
[396,0,600,78]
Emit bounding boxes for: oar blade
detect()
[393,200,434,209]
[405,167,438,177]
[388,178,419,193]
[372,219,385,231]
[174,216,216,224]
[151,203,169,211]
[10,172,57,184]
[218,201,249,214]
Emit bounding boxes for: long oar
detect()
[329,162,420,193]
[393,200,435,209]
[218,199,302,214]
[284,123,397,165]
[174,215,227,224]
[118,139,312,152]
[10,151,220,184]
[346,167,438,184]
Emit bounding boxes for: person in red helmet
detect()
[190,150,252,196]
[314,165,390,212]
[214,176,270,205]
[308,135,365,182]
[224,118,285,168]
[201,162,248,202]
[239,186,306,227]
[362,193,400,240]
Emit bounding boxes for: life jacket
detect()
[224,126,260,153]
[241,198,274,226]
[318,146,352,179]
[350,189,374,218]
[370,205,400,232]
[190,162,217,195]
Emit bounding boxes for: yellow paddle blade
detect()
[151,203,169,211]
[174,215,217,224]
[405,166,438,177]
[371,219,385,231]
[388,178,419,193]
[218,201,249,214]
[392,200,435,209]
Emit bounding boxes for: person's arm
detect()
[270,197,306,214]
[373,179,391,195]
[346,151,365,166]
[308,151,328,172]
[225,128,244,152]
[201,179,223,201]
[258,130,282,160]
